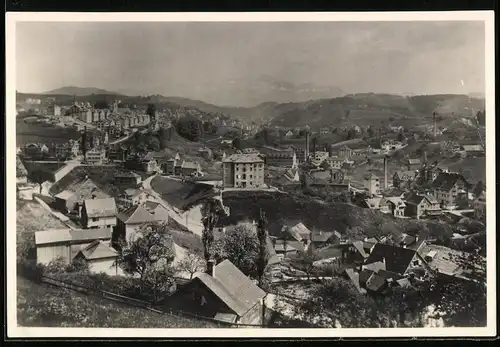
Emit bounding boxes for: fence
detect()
[39,275,267,328]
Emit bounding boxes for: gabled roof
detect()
[364,173,379,180]
[70,228,113,242]
[394,170,415,181]
[363,261,386,273]
[35,227,112,245]
[79,240,118,260]
[310,231,335,243]
[405,193,430,206]
[35,229,72,245]
[433,172,470,191]
[344,268,367,294]
[55,190,75,200]
[462,144,484,152]
[365,272,387,292]
[181,161,200,170]
[195,260,266,317]
[83,198,117,218]
[385,196,406,207]
[283,168,299,181]
[118,204,154,224]
[287,222,312,241]
[365,244,417,275]
[407,158,421,165]
[352,241,369,258]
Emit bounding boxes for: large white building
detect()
[222,153,265,188]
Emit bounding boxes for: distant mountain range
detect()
[19,86,486,130]
[42,86,124,96]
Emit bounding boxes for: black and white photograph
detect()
[6,12,495,338]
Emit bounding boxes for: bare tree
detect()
[176,251,204,279]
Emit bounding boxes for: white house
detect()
[117,201,170,243]
[35,227,112,265]
[74,240,124,276]
[81,198,117,229]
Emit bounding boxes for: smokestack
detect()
[305,131,310,161]
[384,156,388,190]
[433,112,437,138]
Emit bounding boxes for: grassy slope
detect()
[17,201,68,234]
[219,191,453,241]
[17,276,220,328]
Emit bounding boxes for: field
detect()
[16,200,68,234]
[150,176,213,210]
[218,190,453,243]
[16,117,81,146]
[17,276,220,328]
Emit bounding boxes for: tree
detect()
[473,181,485,197]
[176,251,204,279]
[213,223,261,278]
[293,250,319,280]
[311,137,317,153]
[232,137,242,151]
[320,160,331,171]
[427,249,486,327]
[200,195,229,267]
[256,209,270,287]
[147,136,161,151]
[146,103,156,120]
[118,223,175,282]
[397,132,405,142]
[94,100,109,109]
[346,129,356,140]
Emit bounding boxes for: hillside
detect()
[42,86,124,96]
[218,191,453,242]
[17,276,220,328]
[267,94,485,129]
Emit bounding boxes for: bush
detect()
[17,259,45,283]
[44,257,68,274]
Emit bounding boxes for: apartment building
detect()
[222,153,265,188]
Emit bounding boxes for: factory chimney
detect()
[305,131,310,161]
[433,112,437,138]
[384,156,388,190]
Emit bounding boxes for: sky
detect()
[16,21,485,107]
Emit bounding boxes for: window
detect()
[92,217,98,222]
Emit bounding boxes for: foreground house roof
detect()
[194,260,266,317]
[79,240,118,260]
